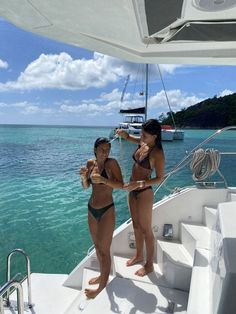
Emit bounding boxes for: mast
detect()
[145,64,148,121]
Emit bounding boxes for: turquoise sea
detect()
[0,125,236,284]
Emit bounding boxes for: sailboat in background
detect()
[109,64,184,141]
[157,65,185,140]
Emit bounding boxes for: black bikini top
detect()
[100,167,109,179]
[132,145,152,170]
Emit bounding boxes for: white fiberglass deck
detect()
[82,276,188,314]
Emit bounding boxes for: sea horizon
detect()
[0,123,223,131]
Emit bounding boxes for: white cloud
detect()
[218,89,234,97]
[0,100,54,115]
[0,59,8,69]
[60,103,104,114]
[12,101,29,108]
[145,89,203,112]
[0,88,203,124]
[0,53,120,91]
[59,88,202,118]
[158,64,182,75]
[21,105,53,115]
[100,88,121,101]
[0,52,182,92]
[0,102,8,107]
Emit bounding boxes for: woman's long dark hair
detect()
[142,119,162,150]
[94,137,111,156]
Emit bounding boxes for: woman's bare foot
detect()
[84,288,101,299]
[126,256,143,267]
[135,264,154,277]
[88,276,101,285]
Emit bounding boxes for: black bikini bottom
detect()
[88,202,114,222]
[129,186,152,200]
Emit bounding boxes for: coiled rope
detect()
[190,148,221,181]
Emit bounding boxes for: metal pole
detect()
[0,296,4,313]
[0,281,24,314]
[6,248,33,308]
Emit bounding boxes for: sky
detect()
[0,18,236,127]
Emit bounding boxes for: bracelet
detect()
[137,180,145,188]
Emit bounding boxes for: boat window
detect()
[169,22,236,41]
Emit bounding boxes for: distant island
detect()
[160,93,236,128]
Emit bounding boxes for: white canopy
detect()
[1,0,236,64]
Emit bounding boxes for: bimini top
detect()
[1,0,236,64]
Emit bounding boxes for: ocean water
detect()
[0,125,236,284]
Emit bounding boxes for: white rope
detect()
[190,148,221,181]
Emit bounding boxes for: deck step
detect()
[65,268,114,313]
[230,193,236,202]
[4,273,79,314]
[157,239,193,291]
[82,276,188,314]
[181,223,210,258]
[113,255,169,288]
[82,267,113,290]
[203,206,217,229]
[187,248,211,314]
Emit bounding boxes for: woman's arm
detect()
[79,160,93,189]
[144,149,165,187]
[116,129,140,145]
[89,159,124,189]
[105,159,124,189]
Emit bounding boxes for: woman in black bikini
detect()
[79,137,123,298]
[116,119,165,277]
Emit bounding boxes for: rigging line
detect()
[120,74,130,103]
[157,65,176,129]
[131,64,141,102]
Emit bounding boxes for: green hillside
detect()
[161,93,236,128]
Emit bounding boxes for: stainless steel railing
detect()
[0,280,24,314]
[155,126,236,195]
[87,244,95,256]
[6,248,33,308]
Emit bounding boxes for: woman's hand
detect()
[136,142,149,161]
[91,173,107,184]
[79,166,88,180]
[123,181,140,192]
[116,129,128,140]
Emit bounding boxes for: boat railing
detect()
[0,280,24,314]
[87,244,95,256]
[155,126,236,195]
[6,248,33,308]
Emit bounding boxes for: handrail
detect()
[155,126,236,195]
[87,244,95,256]
[6,248,33,308]
[0,280,24,314]
[0,294,3,314]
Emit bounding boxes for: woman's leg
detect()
[85,207,115,298]
[135,189,154,276]
[126,193,144,266]
[87,212,102,285]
